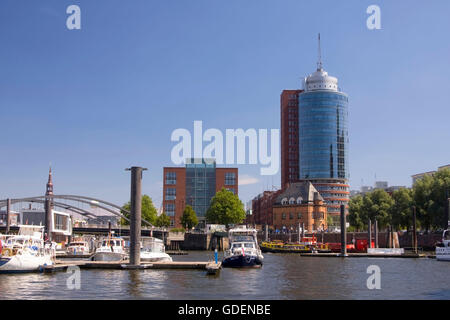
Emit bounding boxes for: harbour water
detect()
[0,251,449,300]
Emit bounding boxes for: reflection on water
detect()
[0,252,449,300]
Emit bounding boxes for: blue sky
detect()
[1,0,450,208]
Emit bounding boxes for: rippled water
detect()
[0,252,449,299]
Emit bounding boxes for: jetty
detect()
[42,260,222,275]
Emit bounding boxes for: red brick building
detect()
[281,89,303,189]
[163,159,238,228]
[249,190,282,227]
[272,182,327,232]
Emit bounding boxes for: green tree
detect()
[361,189,394,229]
[206,188,246,226]
[180,205,198,230]
[348,195,365,231]
[120,194,157,226]
[390,188,413,230]
[413,168,450,231]
[155,213,171,228]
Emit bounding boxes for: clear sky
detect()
[1,0,450,208]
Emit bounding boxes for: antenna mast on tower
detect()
[317,33,323,71]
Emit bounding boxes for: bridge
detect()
[0,194,167,238]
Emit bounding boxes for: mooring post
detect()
[340,204,347,256]
[264,224,268,242]
[412,206,417,254]
[445,192,450,229]
[44,196,52,241]
[368,219,372,249]
[5,198,11,234]
[448,197,450,228]
[374,219,378,248]
[127,166,147,266]
[298,223,301,243]
[301,222,305,241]
[214,248,218,264]
[389,225,394,248]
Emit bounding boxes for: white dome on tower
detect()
[303,69,339,92]
[302,33,339,92]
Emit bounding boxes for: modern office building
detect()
[281,89,303,189]
[297,35,350,224]
[162,159,238,228]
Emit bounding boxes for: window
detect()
[289,198,295,205]
[282,213,286,220]
[225,172,236,185]
[289,213,293,220]
[54,214,68,230]
[165,203,175,216]
[165,188,176,200]
[297,213,302,219]
[165,172,176,185]
[226,188,235,194]
[297,197,303,204]
[281,198,288,205]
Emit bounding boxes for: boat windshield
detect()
[232,243,242,249]
[244,243,254,248]
[103,240,121,247]
[70,242,86,246]
[444,231,450,241]
[232,235,253,242]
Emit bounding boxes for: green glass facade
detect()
[185,159,216,218]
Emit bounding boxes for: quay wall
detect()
[264,232,442,250]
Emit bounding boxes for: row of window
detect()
[165,172,177,185]
[165,171,236,185]
[280,212,302,220]
[225,172,236,185]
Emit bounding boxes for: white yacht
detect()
[92,237,126,261]
[66,240,90,255]
[436,227,450,261]
[222,225,263,268]
[140,237,172,262]
[0,225,55,273]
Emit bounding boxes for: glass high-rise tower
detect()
[298,35,350,222]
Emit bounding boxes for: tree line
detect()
[349,169,450,232]
[120,188,246,230]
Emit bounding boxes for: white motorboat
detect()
[140,237,172,262]
[66,240,90,255]
[222,225,263,268]
[436,227,450,261]
[92,237,126,261]
[0,225,55,273]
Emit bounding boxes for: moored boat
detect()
[66,240,90,256]
[436,227,450,261]
[140,237,172,262]
[92,237,126,261]
[0,225,55,273]
[261,235,331,253]
[222,225,263,268]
